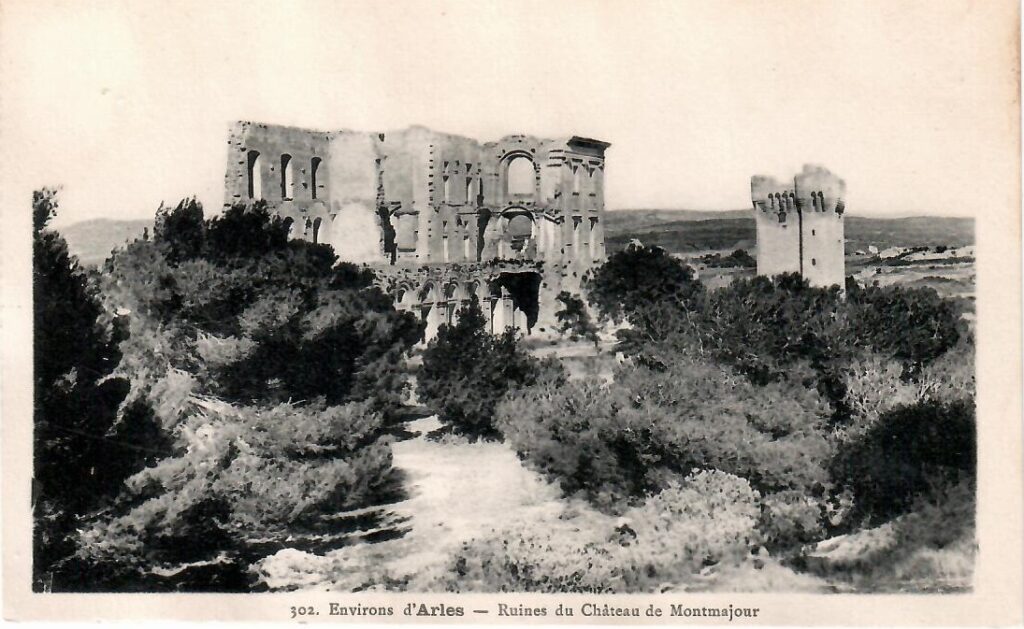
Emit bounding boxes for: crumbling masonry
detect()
[751,165,846,288]
[224,122,610,340]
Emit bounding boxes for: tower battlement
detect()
[751,165,846,288]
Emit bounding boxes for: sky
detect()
[0,0,1018,227]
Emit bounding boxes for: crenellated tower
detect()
[751,164,845,288]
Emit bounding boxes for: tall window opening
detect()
[443,175,451,203]
[572,166,581,194]
[465,177,474,203]
[312,217,323,243]
[507,156,534,196]
[310,157,322,199]
[247,150,262,200]
[281,154,294,200]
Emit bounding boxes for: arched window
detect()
[282,217,295,240]
[312,217,323,243]
[247,150,262,200]
[281,154,294,200]
[507,156,533,195]
[310,157,322,200]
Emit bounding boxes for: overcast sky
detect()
[1,0,1017,227]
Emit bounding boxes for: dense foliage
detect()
[832,399,975,524]
[32,189,160,589]
[500,244,979,559]
[553,290,600,346]
[697,248,756,268]
[496,356,833,543]
[68,399,393,591]
[584,244,704,325]
[35,197,421,590]
[419,296,564,438]
[100,199,422,416]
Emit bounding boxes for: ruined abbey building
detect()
[224,122,610,340]
[751,165,846,288]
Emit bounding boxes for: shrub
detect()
[846,283,966,376]
[758,490,826,549]
[698,249,756,269]
[702,273,849,386]
[431,470,762,593]
[831,399,975,524]
[419,296,564,438]
[496,356,833,509]
[837,352,922,443]
[68,400,392,590]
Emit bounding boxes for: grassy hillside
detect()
[59,219,152,266]
[604,210,974,254]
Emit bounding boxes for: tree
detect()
[33,189,165,589]
[419,296,563,438]
[101,199,423,417]
[554,291,599,346]
[584,244,705,324]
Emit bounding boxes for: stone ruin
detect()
[224,122,610,340]
[751,164,846,288]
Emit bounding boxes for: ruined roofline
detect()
[231,120,610,150]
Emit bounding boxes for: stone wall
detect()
[224,121,611,338]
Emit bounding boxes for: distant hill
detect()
[58,211,975,266]
[604,210,974,254]
[605,209,751,234]
[60,218,151,266]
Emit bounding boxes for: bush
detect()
[67,400,392,590]
[698,249,756,269]
[419,296,564,438]
[831,399,975,524]
[496,356,833,509]
[431,470,762,592]
[846,283,967,376]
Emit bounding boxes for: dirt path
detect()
[254,415,567,591]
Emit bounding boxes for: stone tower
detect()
[751,164,845,288]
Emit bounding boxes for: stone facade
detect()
[224,121,610,339]
[751,165,845,288]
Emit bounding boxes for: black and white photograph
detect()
[2,0,1020,623]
